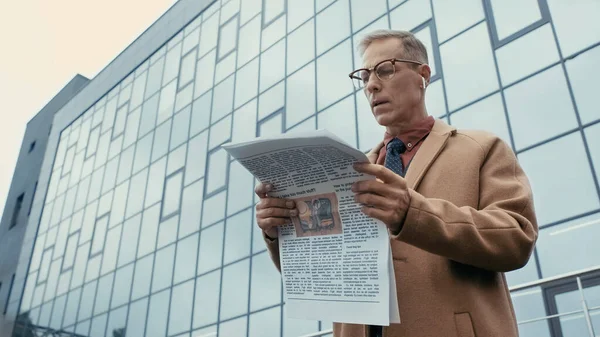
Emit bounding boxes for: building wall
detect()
[0,74,89,331]
[10,0,600,336]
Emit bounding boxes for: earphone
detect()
[421,77,427,89]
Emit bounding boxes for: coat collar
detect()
[404,118,456,189]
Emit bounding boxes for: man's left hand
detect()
[351,162,411,234]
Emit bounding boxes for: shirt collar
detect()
[383,116,435,152]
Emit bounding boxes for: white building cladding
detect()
[8,0,600,336]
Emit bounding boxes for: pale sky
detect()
[0,0,176,221]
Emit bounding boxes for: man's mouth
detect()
[372,100,389,108]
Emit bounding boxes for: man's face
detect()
[361,38,425,127]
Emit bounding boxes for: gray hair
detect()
[357,29,429,65]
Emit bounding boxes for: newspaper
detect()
[222,129,400,326]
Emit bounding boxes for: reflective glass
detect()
[63,288,81,328]
[249,306,281,337]
[264,0,285,24]
[260,39,286,92]
[318,95,357,147]
[146,57,166,100]
[510,287,551,337]
[287,116,316,133]
[351,16,388,70]
[100,224,122,275]
[432,0,484,42]
[152,244,176,292]
[240,0,260,24]
[118,85,133,109]
[283,304,320,337]
[86,126,101,158]
[424,79,447,118]
[208,114,232,150]
[44,260,61,302]
[316,40,354,110]
[261,15,285,51]
[94,272,114,315]
[180,49,198,88]
[140,93,159,137]
[158,81,177,125]
[118,214,141,267]
[91,215,109,256]
[566,45,600,125]
[547,0,600,57]
[250,251,282,311]
[414,26,436,78]
[450,93,511,145]
[496,24,559,86]
[162,170,184,218]
[49,294,66,330]
[116,145,135,184]
[537,213,600,278]
[175,82,194,113]
[235,58,259,108]
[185,131,208,185]
[216,53,237,88]
[126,298,148,337]
[71,242,89,290]
[167,144,187,175]
[206,148,229,195]
[288,0,313,32]
[103,98,118,134]
[197,221,224,274]
[390,0,431,31]
[157,214,179,249]
[490,0,542,41]
[174,233,199,284]
[212,75,235,121]
[199,13,219,56]
[78,280,97,321]
[106,305,128,337]
[168,279,195,335]
[316,0,335,12]
[145,157,167,208]
[183,27,201,54]
[146,289,171,337]
[220,259,250,320]
[179,179,204,238]
[288,20,315,76]
[316,0,350,55]
[287,62,316,127]
[74,176,91,211]
[219,16,239,59]
[125,168,148,218]
[109,181,129,227]
[102,157,119,195]
[108,134,124,160]
[123,107,141,149]
[554,288,594,336]
[164,42,183,85]
[518,132,600,226]
[62,232,79,270]
[440,23,498,111]
[221,0,240,22]
[258,82,285,119]
[238,16,261,67]
[85,254,102,283]
[505,65,577,150]
[111,264,133,309]
[55,220,72,260]
[130,70,147,109]
[90,313,108,337]
[259,112,283,137]
[191,91,212,136]
[350,0,387,32]
[131,254,154,301]
[223,209,252,263]
[113,104,128,138]
[219,316,247,337]
[585,123,600,181]
[232,100,257,144]
[227,161,254,216]
[505,252,539,286]
[193,269,221,328]
[137,204,161,258]
[194,50,217,99]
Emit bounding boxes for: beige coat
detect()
[263,119,538,337]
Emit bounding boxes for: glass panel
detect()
[90,313,108,337]
[490,0,542,40]
[63,232,79,270]
[43,260,61,302]
[496,24,560,86]
[199,13,219,56]
[102,157,119,195]
[259,113,283,137]
[425,79,447,118]
[238,16,261,67]
[152,244,175,293]
[505,252,540,287]
[63,288,82,328]
[113,104,129,137]
[316,40,354,110]
[318,95,357,147]
[94,272,114,315]
[158,213,178,250]
[555,289,593,337]
[440,22,498,111]
[414,26,436,78]
[249,306,281,337]
[124,107,142,149]
[287,62,316,128]
[431,0,484,42]
[137,204,161,258]
[350,0,387,32]
[106,305,128,337]
[109,181,129,227]
[71,242,89,290]
[49,294,67,330]
[235,58,259,108]
[118,214,142,267]
[162,170,184,218]
[167,144,187,175]
[585,123,600,181]
[86,126,101,158]
[185,131,208,185]
[316,0,350,55]
[390,0,432,31]
[126,168,148,219]
[174,233,199,284]
[126,297,148,337]
[111,264,133,309]
[108,135,124,161]
[78,280,97,321]
[227,161,254,216]
[220,259,250,320]
[206,149,229,195]
[197,222,224,274]
[219,16,239,59]
[537,213,600,277]
[193,269,221,328]
[172,104,191,149]
[212,75,236,122]
[518,132,600,226]
[194,50,217,99]
[130,70,147,109]
[191,91,212,137]
[117,145,134,184]
[264,0,285,24]
[227,207,255,263]
[356,90,384,152]
[219,316,247,337]
[250,251,282,311]
[85,254,102,283]
[179,179,204,238]
[140,93,159,137]
[510,287,551,337]
[261,15,286,52]
[505,65,578,150]
[145,158,167,208]
[208,114,232,150]
[88,167,104,203]
[164,42,183,85]
[546,0,600,57]
[260,39,286,92]
[202,191,227,226]
[131,254,153,301]
[217,52,237,83]
[146,289,171,337]
[283,304,320,337]
[158,81,177,125]
[151,119,172,163]
[287,116,316,132]
[258,82,285,119]
[450,93,511,145]
[180,49,198,89]
[91,215,109,256]
[288,0,313,31]
[168,279,195,335]
[566,45,600,125]
[232,99,257,144]
[287,19,315,75]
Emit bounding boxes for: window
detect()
[10,193,25,229]
[29,140,36,153]
[287,62,316,127]
[193,269,221,328]
[218,15,240,60]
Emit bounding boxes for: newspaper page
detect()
[222,130,400,326]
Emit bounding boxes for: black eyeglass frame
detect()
[348,58,424,85]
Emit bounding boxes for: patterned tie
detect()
[384,138,407,176]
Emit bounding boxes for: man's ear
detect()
[418,64,432,86]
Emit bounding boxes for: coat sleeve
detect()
[390,138,539,272]
[263,232,282,272]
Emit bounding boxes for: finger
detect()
[367,141,385,163]
[353,163,404,184]
[360,206,391,224]
[351,179,397,197]
[256,207,298,219]
[354,192,397,210]
[254,182,273,198]
[257,217,289,231]
[256,198,295,210]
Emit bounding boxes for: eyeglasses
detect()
[348,58,424,89]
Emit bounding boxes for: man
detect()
[255,30,538,337]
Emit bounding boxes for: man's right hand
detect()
[255,183,297,240]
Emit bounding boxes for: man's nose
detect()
[365,73,381,93]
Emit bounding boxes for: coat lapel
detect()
[405,119,456,190]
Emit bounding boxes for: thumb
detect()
[367,141,385,163]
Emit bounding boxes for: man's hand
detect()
[255,183,297,239]
[351,162,411,234]
[367,141,385,164]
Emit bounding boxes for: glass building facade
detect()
[7,0,600,336]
